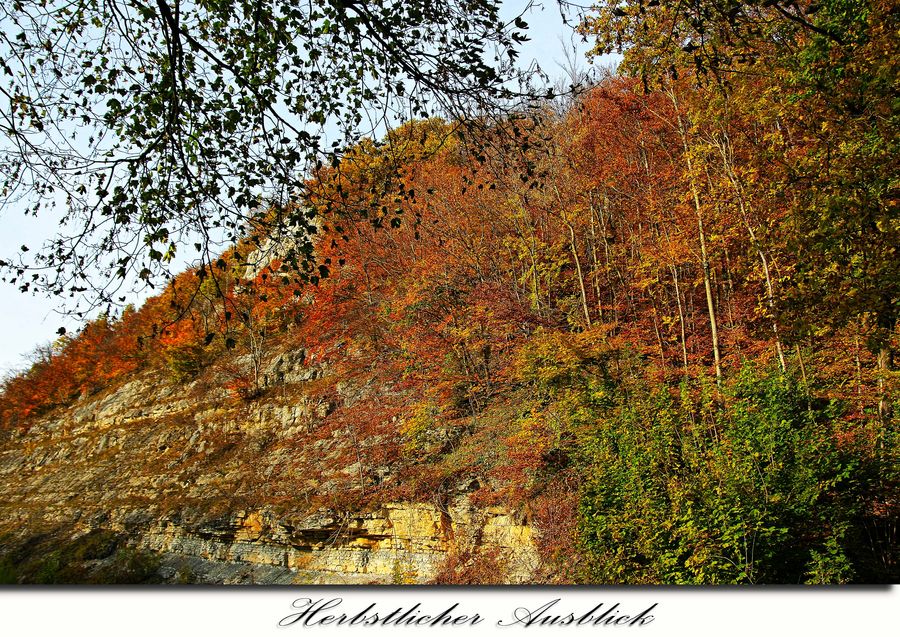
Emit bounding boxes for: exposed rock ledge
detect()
[140,502,537,584]
[0,352,539,584]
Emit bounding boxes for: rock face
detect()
[140,502,535,584]
[0,351,538,584]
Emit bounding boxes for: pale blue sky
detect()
[0,1,611,374]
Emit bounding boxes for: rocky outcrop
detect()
[0,350,537,584]
[139,502,536,584]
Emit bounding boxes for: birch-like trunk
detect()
[670,89,722,384]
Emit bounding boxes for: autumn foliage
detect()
[1,1,898,583]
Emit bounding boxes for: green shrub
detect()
[574,365,887,584]
[0,530,161,584]
[164,344,208,382]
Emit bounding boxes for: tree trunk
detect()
[715,132,786,373]
[670,89,722,385]
[877,345,894,422]
[597,195,619,325]
[650,296,667,366]
[588,194,604,322]
[855,331,866,416]
[554,185,591,328]
[567,220,591,328]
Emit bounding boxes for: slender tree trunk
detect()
[693,168,723,385]
[671,90,722,384]
[598,196,619,325]
[854,331,866,416]
[588,195,604,322]
[651,296,667,366]
[567,220,591,328]
[671,266,690,372]
[716,132,786,373]
[661,224,690,373]
[554,186,591,328]
[511,197,543,315]
[723,245,736,329]
[877,345,894,422]
[796,344,809,388]
[507,245,523,306]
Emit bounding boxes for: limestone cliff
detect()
[0,348,538,584]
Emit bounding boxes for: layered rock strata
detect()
[0,352,537,584]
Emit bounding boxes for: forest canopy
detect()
[0,0,540,307]
[0,0,897,584]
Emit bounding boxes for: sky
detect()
[0,1,612,374]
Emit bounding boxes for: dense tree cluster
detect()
[0,0,896,583]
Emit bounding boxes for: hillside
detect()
[0,350,540,584]
[1,68,897,583]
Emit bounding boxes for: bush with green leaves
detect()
[0,530,161,584]
[574,365,890,584]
